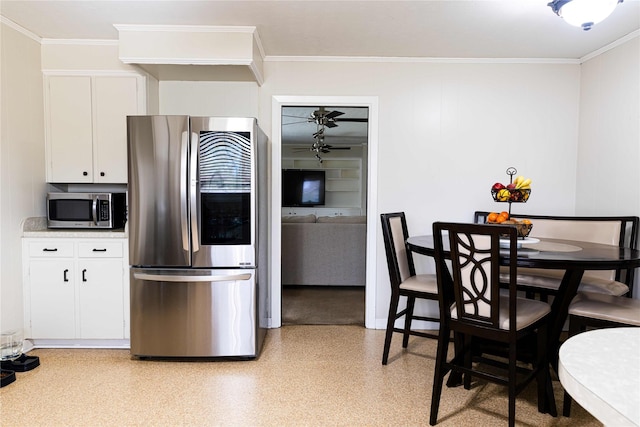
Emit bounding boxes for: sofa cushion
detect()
[282,214,317,223]
[316,215,366,223]
[281,221,366,286]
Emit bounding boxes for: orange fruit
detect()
[495,215,506,223]
[522,219,532,225]
[499,211,509,219]
[487,212,499,223]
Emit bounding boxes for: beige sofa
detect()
[281,214,367,286]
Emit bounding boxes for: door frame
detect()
[270,95,379,328]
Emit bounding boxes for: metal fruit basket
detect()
[511,222,533,238]
[491,188,531,203]
[486,221,533,239]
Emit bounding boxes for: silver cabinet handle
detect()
[134,272,251,283]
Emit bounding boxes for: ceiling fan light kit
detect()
[548,0,623,31]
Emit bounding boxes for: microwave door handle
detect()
[92,198,98,225]
[180,131,190,253]
[190,131,200,253]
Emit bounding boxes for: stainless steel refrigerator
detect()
[127,116,268,358]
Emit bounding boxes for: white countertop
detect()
[559,327,640,426]
[22,217,127,238]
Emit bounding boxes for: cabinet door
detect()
[47,76,93,183]
[77,259,124,339]
[29,260,76,339]
[93,76,139,183]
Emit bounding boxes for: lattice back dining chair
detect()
[380,212,439,365]
[430,222,554,427]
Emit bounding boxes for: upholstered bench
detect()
[568,292,640,329]
[474,212,639,298]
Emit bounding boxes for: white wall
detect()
[259,59,582,326]
[0,22,46,332]
[576,37,640,217]
[576,36,640,298]
[159,81,259,117]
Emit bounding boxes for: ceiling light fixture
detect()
[548,0,623,31]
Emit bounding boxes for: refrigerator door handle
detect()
[180,131,189,252]
[190,131,200,253]
[133,272,252,283]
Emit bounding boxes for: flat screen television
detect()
[282,169,326,207]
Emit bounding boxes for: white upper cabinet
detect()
[45,74,144,183]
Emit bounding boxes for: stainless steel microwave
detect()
[46,192,126,229]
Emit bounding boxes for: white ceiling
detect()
[2,1,638,147]
[1,0,639,60]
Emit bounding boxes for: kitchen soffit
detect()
[115,25,264,84]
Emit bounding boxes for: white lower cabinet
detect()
[23,238,128,344]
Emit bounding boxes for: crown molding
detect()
[41,38,118,46]
[118,57,253,66]
[113,24,256,33]
[265,56,580,65]
[0,15,41,42]
[41,69,143,77]
[580,29,640,63]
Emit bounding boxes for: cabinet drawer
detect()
[78,241,123,258]
[28,241,74,258]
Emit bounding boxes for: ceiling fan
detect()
[284,107,369,129]
[287,107,367,162]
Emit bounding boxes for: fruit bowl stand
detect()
[490,167,531,216]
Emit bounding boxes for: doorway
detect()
[270,95,379,329]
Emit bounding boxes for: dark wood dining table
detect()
[406,235,640,371]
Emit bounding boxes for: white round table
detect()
[559,327,640,426]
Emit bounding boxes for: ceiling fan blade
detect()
[282,114,309,119]
[325,110,344,119]
[282,120,311,125]
[324,121,338,128]
[322,144,352,151]
[334,118,368,123]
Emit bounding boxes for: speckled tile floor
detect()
[0,326,599,427]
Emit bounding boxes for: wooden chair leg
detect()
[382,292,400,365]
[463,334,472,390]
[403,296,416,348]
[537,324,557,416]
[508,344,517,427]
[429,327,450,426]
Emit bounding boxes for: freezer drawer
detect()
[130,268,264,358]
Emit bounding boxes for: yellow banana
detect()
[516,177,531,190]
[514,176,525,188]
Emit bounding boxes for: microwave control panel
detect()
[98,200,111,221]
